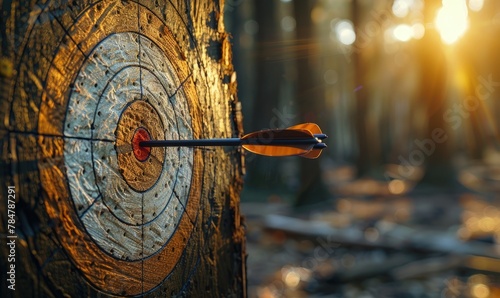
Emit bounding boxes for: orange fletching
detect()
[300,148,323,159]
[240,125,324,158]
[242,144,315,157]
[287,123,322,135]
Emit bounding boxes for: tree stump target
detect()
[0,1,245,297]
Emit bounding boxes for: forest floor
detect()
[242,177,500,298]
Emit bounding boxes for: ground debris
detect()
[243,192,500,298]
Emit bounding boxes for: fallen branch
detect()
[264,214,500,258]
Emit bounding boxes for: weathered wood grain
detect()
[0,0,246,296]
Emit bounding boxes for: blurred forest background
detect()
[224,0,500,297]
[226,0,500,203]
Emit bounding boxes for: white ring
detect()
[63,32,193,261]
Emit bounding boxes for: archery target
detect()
[64,31,194,261]
[33,1,204,295]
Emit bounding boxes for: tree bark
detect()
[0,1,246,297]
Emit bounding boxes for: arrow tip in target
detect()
[132,127,152,161]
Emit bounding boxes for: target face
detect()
[15,1,208,295]
[64,30,195,264]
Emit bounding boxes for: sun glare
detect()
[393,24,413,42]
[335,20,356,46]
[435,0,469,44]
[468,0,484,12]
[392,0,415,18]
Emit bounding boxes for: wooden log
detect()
[323,253,420,284]
[264,214,500,259]
[0,0,246,296]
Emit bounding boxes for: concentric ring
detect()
[62,30,195,263]
[36,1,203,295]
[116,100,165,192]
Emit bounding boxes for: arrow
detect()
[140,123,327,159]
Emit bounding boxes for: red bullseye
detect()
[132,127,152,162]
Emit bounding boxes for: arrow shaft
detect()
[141,138,242,147]
[140,137,321,148]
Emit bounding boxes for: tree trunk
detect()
[244,0,285,188]
[0,0,246,297]
[417,0,453,186]
[293,0,329,206]
[351,0,385,178]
